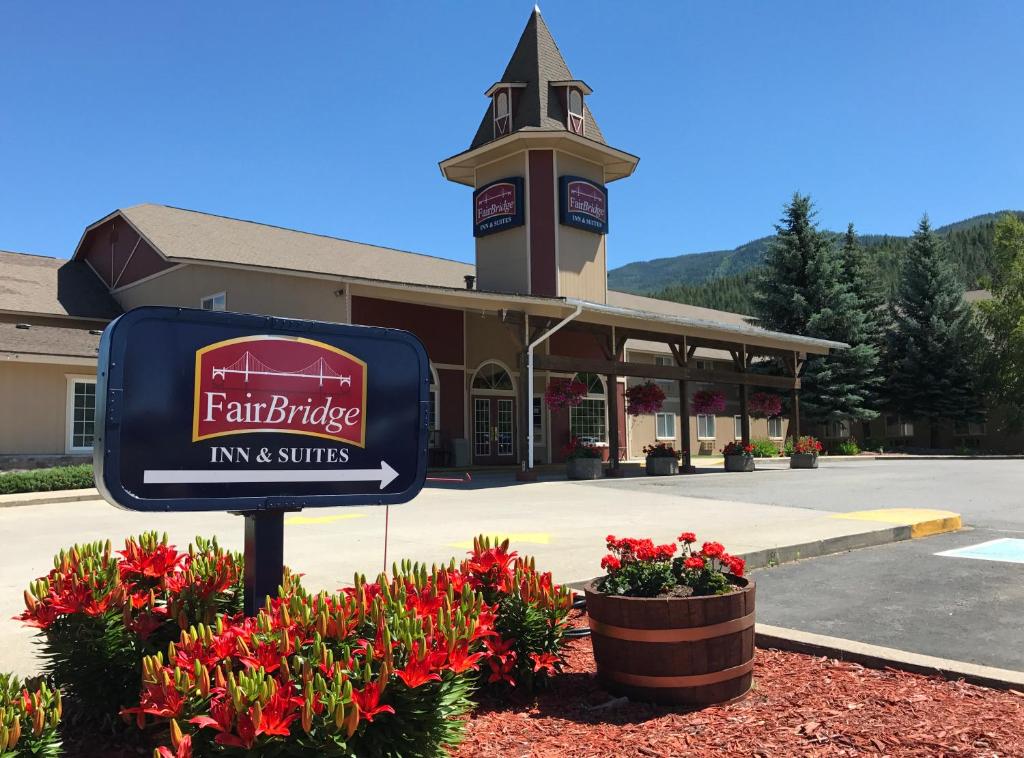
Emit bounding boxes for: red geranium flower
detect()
[678,532,697,544]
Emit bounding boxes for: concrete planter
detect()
[585,577,755,705]
[645,456,679,476]
[566,457,604,480]
[724,454,755,472]
[789,452,819,469]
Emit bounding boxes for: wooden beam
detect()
[739,345,750,444]
[534,354,799,390]
[607,373,620,472]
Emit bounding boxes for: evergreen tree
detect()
[886,215,984,445]
[754,194,879,425]
[837,223,888,408]
[977,213,1024,429]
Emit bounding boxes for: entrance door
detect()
[473,397,516,465]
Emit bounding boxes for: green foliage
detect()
[673,561,732,596]
[886,216,986,442]
[753,194,880,424]
[0,673,62,757]
[782,437,795,456]
[834,439,861,456]
[977,214,1024,430]
[0,466,93,495]
[652,270,758,314]
[749,438,780,457]
[599,559,675,598]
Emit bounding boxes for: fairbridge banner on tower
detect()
[94,306,429,512]
[559,175,609,234]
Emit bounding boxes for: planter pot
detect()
[789,452,819,469]
[645,456,679,476]
[724,454,755,472]
[585,577,755,706]
[566,457,604,480]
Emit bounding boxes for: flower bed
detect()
[456,631,1024,757]
[16,534,572,756]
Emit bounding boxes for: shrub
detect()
[749,438,779,458]
[0,465,93,495]
[834,439,861,456]
[18,533,245,729]
[598,533,745,598]
[0,673,62,756]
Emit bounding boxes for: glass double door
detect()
[473,396,515,465]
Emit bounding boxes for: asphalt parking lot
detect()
[597,458,1024,670]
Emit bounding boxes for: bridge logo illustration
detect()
[191,335,367,446]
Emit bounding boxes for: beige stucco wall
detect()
[114,264,347,322]
[464,312,522,383]
[555,152,606,303]
[475,153,530,295]
[0,361,96,455]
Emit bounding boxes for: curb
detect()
[738,525,912,571]
[756,623,1024,690]
[0,488,100,509]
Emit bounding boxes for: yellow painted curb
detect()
[831,508,962,538]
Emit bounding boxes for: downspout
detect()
[527,303,584,469]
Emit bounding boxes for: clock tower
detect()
[439,8,639,302]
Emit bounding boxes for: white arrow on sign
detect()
[142,460,399,490]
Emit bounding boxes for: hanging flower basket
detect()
[625,381,666,416]
[749,392,783,419]
[692,389,726,415]
[544,378,587,410]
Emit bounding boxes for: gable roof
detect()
[469,9,604,150]
[106,204,475,288]
[0,250,121,320]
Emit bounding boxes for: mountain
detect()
[608,210,1024,314]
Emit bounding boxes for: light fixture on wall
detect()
[334,287,345,297]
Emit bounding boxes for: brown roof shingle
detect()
[0,321,101,359]
[0,251,121,320]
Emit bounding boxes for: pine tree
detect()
[886,215,984,445]
[754,194,879,425]
[837,223,888,409]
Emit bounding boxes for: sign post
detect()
[94,307,429,614]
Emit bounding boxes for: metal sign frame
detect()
[94,307,430,514]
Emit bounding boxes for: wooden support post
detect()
[739,345,750,445]
[791,388,801,440]
[680,377,692,472]
[607,373,620,475]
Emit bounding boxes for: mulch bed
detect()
[457,628,1024,757]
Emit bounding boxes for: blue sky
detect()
[2,2,1022,267]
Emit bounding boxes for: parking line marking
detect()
[449,533,551,549]
[936,538,1024,564]
[285,513,367,525]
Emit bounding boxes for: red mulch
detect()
[457,627,1024,757]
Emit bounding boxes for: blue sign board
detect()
[95,307,429,512]
[559,175,609,234]
[473,177,525,237]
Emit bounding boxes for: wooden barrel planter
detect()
[584,577,755,706]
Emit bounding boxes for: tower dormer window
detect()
[567,87,584,135]
[494,89,511,137]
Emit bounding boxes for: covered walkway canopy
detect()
[341,277,846,471]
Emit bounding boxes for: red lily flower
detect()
[156,734,192,758]
[395,643,443,688]
[529,652,561,674]
[447,643,486,674]
[351,680,395,723]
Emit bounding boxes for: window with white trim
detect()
[532,396,546,444]
[695,359,716,372]
[826,419,851,438]
[655,412,675,440]
[953,420,986,436]
[768,417,783,439]
[733,415,743,440]
[885,415,914,438]
[654,355,676,395]
[569,372,606,444]
[67,377,97,452]
[697,413,716,440]
[201,292,226,311]
[567,87,584,135]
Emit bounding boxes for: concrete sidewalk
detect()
[0,478,958,677]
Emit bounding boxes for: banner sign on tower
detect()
[559,176,609,234]
[473,177,525,237]
[94,307,429,512]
